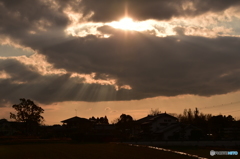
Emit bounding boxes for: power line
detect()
[221,109,240,114]
[198,101,240,110]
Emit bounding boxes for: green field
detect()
[0,142,196,159]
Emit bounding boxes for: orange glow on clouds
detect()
[0,52,126,90]
[0,70,11,79]
[107,17,150,31]
[64,9,240,38]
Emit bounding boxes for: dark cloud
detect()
[0,0,69,49]
[0,59,41,82]
[1,0,240,105]
[0,98,9,107]
[79,0,240,22]
[0,58,138,105]
[38,29,240,98]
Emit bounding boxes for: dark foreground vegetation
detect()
[0,142,195,159]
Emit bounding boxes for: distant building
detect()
[60,116,93,138]
[135,113,203,140]
[61,116,91,128]
[136,113,178,134]
[155,123,203,140]
[223,127,240,140]
[0,119,25,136]
[0,119,14,136]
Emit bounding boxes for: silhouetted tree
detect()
[208,115,235,139]
[118,114,133,123]
[10,98,44,134]
[178,108,212,137]
[114,114,134,139]
[187,108,194,123]
[149,108,161,116]
[194,107,199,118]
[89,116,109,125]
[179,108,211,123]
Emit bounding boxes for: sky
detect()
[1,0,240,125]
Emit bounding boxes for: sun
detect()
[114,17,136,30]
[107,17,148,31]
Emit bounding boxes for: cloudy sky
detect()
[1,0,240,124]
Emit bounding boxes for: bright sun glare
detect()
[107,17,149,31]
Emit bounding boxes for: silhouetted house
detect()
[88,124,118,142]
[154,123,203,140]
[38,124,66,139]
[61,116,91,128]
[0,119,14,136]
[135,113,203,140]
[93,124,116,135]
[0,119,25,136]
[222,121,240,140]
[135,113,179,135]
[223,127,240,140]
[61,116,92,132]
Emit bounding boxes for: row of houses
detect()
[59,113,204,140]
[1,113,240,141]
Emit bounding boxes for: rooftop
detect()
[61,116,90,123]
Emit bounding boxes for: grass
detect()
[0,142,196,159]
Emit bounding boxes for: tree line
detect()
[4,98,240,140]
